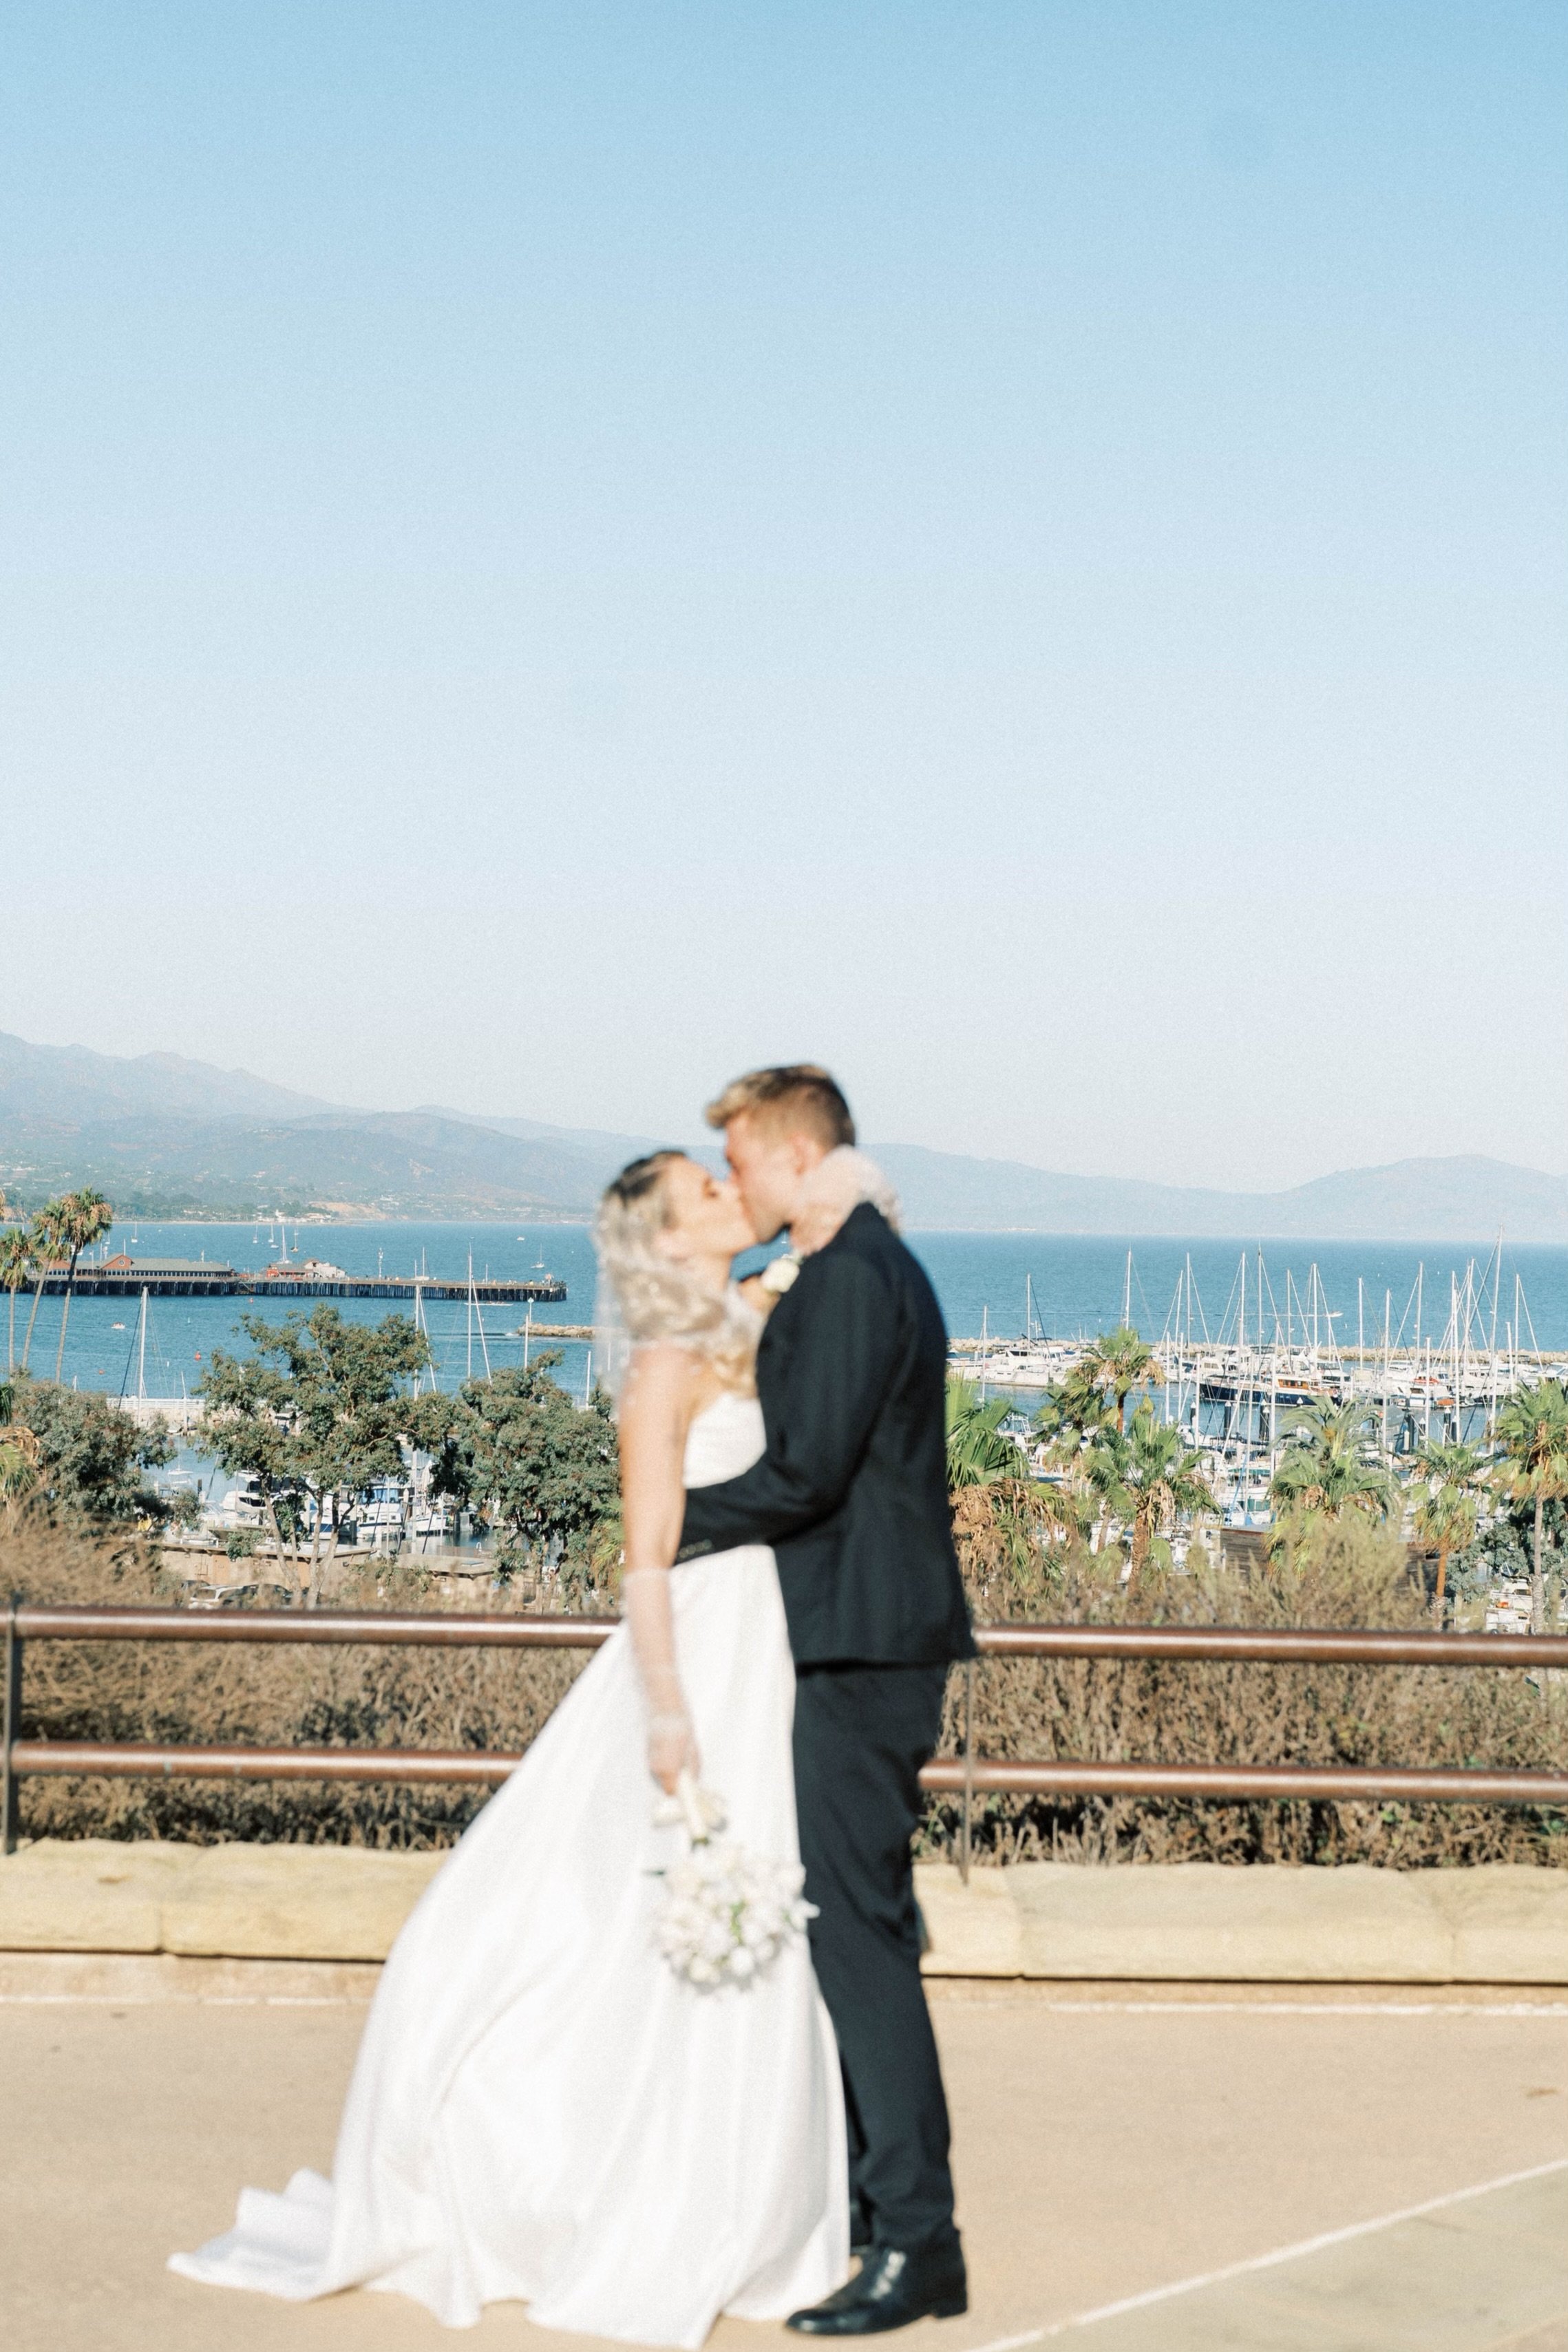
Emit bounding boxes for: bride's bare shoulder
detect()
[618,1342,706,1428]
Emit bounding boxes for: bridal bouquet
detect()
[651,1774,816,1990]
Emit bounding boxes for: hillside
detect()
[871,1146,1568,1243]
[0,1108,609,1221]
[0,1030,335,1123]
[2,1032,1565,1238]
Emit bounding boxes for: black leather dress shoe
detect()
[787,2238,968,2335]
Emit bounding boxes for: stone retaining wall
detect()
[2,1841,1565,1983]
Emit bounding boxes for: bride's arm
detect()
[617,1343,703,1795]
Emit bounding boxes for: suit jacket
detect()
[678,1203,975,1668]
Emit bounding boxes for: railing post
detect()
[3,1596,22,1856]
[960,1657,975,1884]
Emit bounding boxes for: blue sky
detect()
[3,3,1563,1188]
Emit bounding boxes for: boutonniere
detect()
[758,1249,801,1298]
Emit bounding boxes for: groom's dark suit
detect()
[679,1203,974,2255]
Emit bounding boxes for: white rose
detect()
[759,1251,801,1297]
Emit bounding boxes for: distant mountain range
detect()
[1,1030,1565,1240]
[865,1145,1568,1244]
[0,1028,332,1124]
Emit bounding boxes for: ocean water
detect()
[13,1219,1568,1403]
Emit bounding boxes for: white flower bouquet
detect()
[651,1773,816,1990]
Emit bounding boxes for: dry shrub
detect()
[2,1521,590,1849]
[924,1514,1568,1869]
[7,1514,1565,1867]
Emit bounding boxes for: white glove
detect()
[621,1567,700,1793]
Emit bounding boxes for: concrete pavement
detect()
[3,1979,1564,2352]
[1039,2160,1568,2349]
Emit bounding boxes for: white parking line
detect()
[959,2154,1568,2350]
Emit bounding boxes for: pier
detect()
[30,1256,566,1306]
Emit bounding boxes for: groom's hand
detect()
[787,1145,897,1257]
[788,1196,849,1256]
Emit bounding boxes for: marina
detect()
[2,1222,1551,1609]
[952,1243,1568,1534]
[957,1243,1568,1407]
[13,1222,1568,1557]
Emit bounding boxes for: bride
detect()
[170,1148,870,2344]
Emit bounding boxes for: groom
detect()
[678,1066,975,2336]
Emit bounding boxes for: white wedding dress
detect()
[170,1391,849,2344]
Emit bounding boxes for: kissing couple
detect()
[173,1066,977,2346]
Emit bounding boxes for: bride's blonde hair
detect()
[593,1153,757,1399]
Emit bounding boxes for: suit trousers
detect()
[792,1662,957,2253]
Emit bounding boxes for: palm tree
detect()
[0,1410,41,1518]
[1410,1439,1485,1618]
[1122,1401,1217,1584]
[0,1226,33,1372]
[1035,1360,1115,1446]
[1269,1399,1395,1529]
[1035,1349,1135,1553]
[1493,1380,1568,1635]
[946,1378,1025,1487]
[19,1200,69,1372]
[946,1377,1083,1605]
[1074,1325,1163,1435]
[1083,1424,1133,1559]
[51,1187,114,1381]
[950,1377,1083,1525]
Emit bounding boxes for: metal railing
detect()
[3,1600,1567,1858]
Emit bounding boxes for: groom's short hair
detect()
[705,1065,856,1150]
